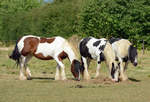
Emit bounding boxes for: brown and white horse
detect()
[9,35,83,80]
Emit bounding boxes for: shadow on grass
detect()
[128,77,141,82]
[31,77,54,80]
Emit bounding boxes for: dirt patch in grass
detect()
[91,77,114,84]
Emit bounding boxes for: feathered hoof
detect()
[27,76,32,80]
[94,74,100,79]
[111,78,119,82]
[83,75,91,80]
[19,76,27,80]
[119,77,128,81]
[55,75,61,80]
[26,73,32,80]
[61,77,67,80]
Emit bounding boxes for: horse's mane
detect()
[67,36,80,60]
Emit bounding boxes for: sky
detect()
[44,0,54,2]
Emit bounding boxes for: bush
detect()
[79,0,150,49]
[0,0,83,41]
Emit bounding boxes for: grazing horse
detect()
[72,37,119,81]
[9,35,82,80]
[109,37,138,81]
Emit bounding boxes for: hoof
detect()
[111,78,119,82]
[55,76,61,80]
[27,77,32,80]
[119,77,128,81]
[25,71,32,80]
[19,76,27,80]
[119,75,128,81]
[83,71,90,80]
[94,75,99,79]
[83,76,91,80]
[61,77,67,80]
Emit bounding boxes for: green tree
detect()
[79,0,150,49]
[0,0,43,40]
[0,0,83,41]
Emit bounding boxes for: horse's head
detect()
[71,59,84,81]
[129,45,138,66]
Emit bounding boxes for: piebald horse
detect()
[109,37,138,81]
[9,35,82,80]
[73,37,119,82]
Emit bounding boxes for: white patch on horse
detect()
[35,37,64,57]
[86,37,107,59]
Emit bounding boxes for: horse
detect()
[109,37,138,81]
[72,37,119,82]
[9,35,83,80]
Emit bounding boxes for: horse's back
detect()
[111,38,132,58]
[17,35,67,56]
[79,37,107,59]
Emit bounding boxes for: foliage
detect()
[0,0,43,40]
[0,0,150,49]
[79,0,150,49]
[0,0,83,41]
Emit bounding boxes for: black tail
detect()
[9,42,21,64]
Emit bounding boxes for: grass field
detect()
[0,46,150,102]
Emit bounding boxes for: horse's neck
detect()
[69,55,78,63]
[65,48,77,63]
[63,41,78,63]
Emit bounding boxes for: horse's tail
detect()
[9,41,21,65]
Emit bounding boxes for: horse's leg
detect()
[87,58,91,68]
[82,57,90,80]
[119,58,127,81]
[95,64,101,78]
[122,61,129,80]
[55,64,61,80]
[24,55,32,80]
[19,56,26,80]
[55,58,66,80]
[95,56,101,78]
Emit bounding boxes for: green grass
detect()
[0,48,150,102]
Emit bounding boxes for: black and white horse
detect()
[9,35,82,80]
[72,37,119,82]
[109,37,138,81]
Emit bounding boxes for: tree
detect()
[0,0,43,40]
[0,0,83,40]
[79,0,150,49]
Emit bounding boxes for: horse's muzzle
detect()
[9,55,12,59]
[133,62,138,66]
[75,77,80,81]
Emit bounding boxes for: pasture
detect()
[0,46,150,102]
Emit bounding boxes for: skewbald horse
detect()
[74,37,119,82]
[9,35,83,80]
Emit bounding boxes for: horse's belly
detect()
[34,53,53,60]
